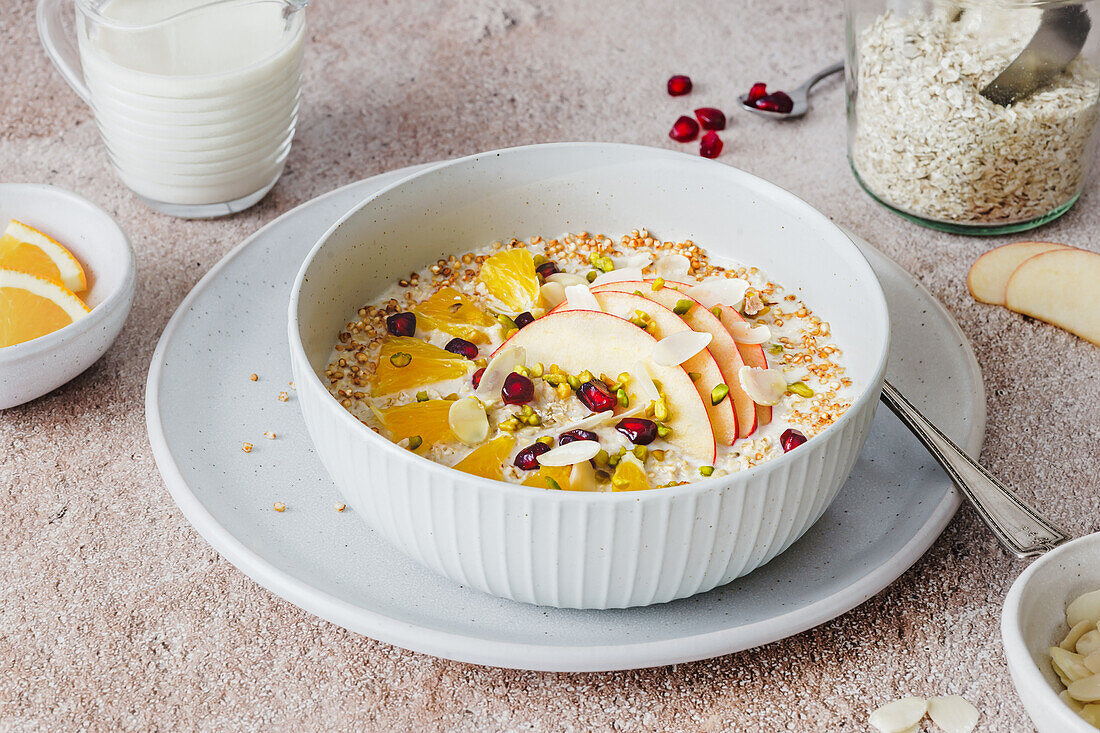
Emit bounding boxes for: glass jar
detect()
[846,0,1100,234]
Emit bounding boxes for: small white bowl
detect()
[288,143,890,608]
[0,184,135,409]
[1003,532,1100,733]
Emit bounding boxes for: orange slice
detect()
[477,248,539,313]
[0,269,90,347]
[372,336,474,394]
[376,399,457,444]
[453,435,516,480]
[413,286,495,344]
[610,454,650,492]
[521,464,574,491]
[0,220,87,292]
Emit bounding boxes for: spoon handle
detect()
[879,379,1069,558]
[797,60,844,95]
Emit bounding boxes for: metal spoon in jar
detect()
[880,379,1069,557]
[738,60,844,120]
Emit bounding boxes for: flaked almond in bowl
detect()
[287,143,889,609]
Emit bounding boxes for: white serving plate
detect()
[146,163,984,672]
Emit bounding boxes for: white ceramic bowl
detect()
[1003,532,1100,733]
[288,143,890,609]
[0,184,135,409]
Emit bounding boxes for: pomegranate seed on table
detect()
[501,372,535,405]
[615,417,658,445]
[385,312,416,337]
[747,82,768,102]
[694,107,726,130]
[756,91,793,114]
[558,428,598,445]
[514,442,550,471]
[699,130,723,158]
[514,311,535,329]
[444,337,478,359]
[667,74,692,96]
[471,367,485,389]
[781,428,807,452]
[535,261,559,279]
[669,115,700,143]
[576,379,617,412]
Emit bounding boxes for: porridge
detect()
[852,7,1100,225]
[323,230,852,492]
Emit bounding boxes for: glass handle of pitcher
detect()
[36,0,91,104]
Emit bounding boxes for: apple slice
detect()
[1004,248,1100,346]
[588,291,738,444]
[494,310,717,462]
[592,281,757,438]
[712,305,772,427]
[968,241,1070,305]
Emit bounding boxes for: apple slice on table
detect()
[588,290,739,445]
[591,281,757,438]
[495,310,717,462]
[1004,248,1100,346]
[968,241,1070,305]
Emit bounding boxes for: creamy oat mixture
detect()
[852,6,1100,225]
[324,230,852,491]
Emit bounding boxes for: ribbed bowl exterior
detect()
[292,345,881,609]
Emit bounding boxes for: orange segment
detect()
[0,269,90,347]
[0,220,87,292]
[413,286,495,344]
[376,399,456,444]
[477,248,539,313]
[453,435,516,480]
[610,455,650,492]
[372,336,473,394]
[521,464,574,491]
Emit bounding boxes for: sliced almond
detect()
[631,360,660,403]
[590,267,645,288]
[869,697,928,733]
[1062,690,1086,713]
[617,253,654,270]
[1053,647,1094,682]
[653,253,691,278]
[1068,674,1100,703]
[448,396,488,445]
[547,272,589,287]
[651,330,713,367]
[1054,656,1076,688]
[1085,652,1100,675]
[537,439,601,467]
[738,366,787,406]
[558,403,645,433]
[570,459,597,492]
[1080,703,1100,727]
[540,281,567,309]
[726,320,771,344]
[927,695,979,733]
[563,284,602,311]
[688,278,750,310]
[1069,590,1100,628]
[1063,620,1096,651]
[1079,630,1100,658]
[474,346,526,404]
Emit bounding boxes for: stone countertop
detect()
[2,1,1098,730]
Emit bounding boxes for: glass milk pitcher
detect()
[37,0,308,218]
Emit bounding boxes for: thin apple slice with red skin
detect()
[592,281,757,438]
[1004,248,1100,346]
[493,309,717,462]
[968,241,1071,306]
[713,305,772,427]
[587,291,738,445]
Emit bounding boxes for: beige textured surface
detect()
[2,1,1099,730]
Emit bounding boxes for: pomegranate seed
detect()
[386,312,416,337]
[615,417,658,445]
[667,74,692,96]
[471,367,485,389]
[514,442,550,471]
[501,372,535,405]
[535,261,559,279]
[514,311,535,329]
[576,379,617,412]
[669,115,700,143]
[694,107,726,131]
[558,429,598,446]
[755,91,793,114]
[781,428,807,452]
[444,337,478,359]
[747,82,768,102]
[699,130,723,159]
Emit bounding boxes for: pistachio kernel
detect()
[632,445,648,461]
[711,383,730,405]
[586,270,598,283]
[536,436,555,446]
[616,388,630,408]
[389,352,412,368]
[651,277,666,291]
[407,435,423,451]
[673,299,693,315]
[656,423,672,439]
[788,381,815,398]
[544,477,562,491]
[699,465,715,477]
[416,390,429,402]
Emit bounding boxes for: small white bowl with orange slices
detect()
[0,183,134,409]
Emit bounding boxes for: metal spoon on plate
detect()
[738,60,844,120]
